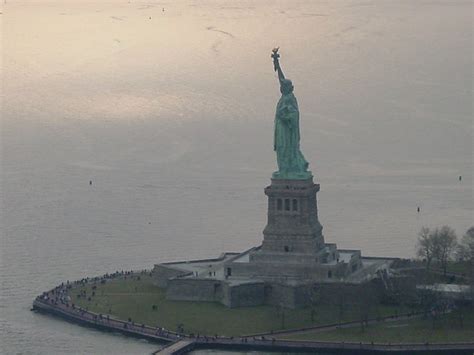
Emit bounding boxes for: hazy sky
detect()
[2,0,472,250]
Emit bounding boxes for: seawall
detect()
[33,275,474,355]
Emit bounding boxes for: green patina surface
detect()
[70,273,414,336]
[281,307,474,343]
[271,48,311,180]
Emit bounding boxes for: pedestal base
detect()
[272,170,313,180]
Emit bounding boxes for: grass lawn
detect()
[400,267,471,285]
[70,273,415,336]
[445,261,472,276]
[281,307,474,343]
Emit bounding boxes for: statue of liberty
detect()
[271,48,311,180]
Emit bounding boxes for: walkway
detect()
[256,312,426,338]
[153,340,195,355]
[152,337,474,354]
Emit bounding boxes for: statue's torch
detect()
[271,47,280,72]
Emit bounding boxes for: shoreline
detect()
[32,272,474,354]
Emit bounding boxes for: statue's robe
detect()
[274,92,308,175]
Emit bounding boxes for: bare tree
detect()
[357,284,375,332]
[416,227,435,270]
[432,226,457,275]
[417,226,457,275]
[457,227,474,300]
[457,226,474,262]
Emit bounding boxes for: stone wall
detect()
[163,275,390,309]
[165,278,265,307]
[264,283,298,308]
[227,260,346,282]
[166,278,222,302]
[263,281,387,309]
[152,264,192,288]
[223,283,265,308]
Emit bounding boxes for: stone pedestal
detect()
[250,177,326,265]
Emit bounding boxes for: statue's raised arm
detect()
[271,48,294,96]
[271,47,286,83]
